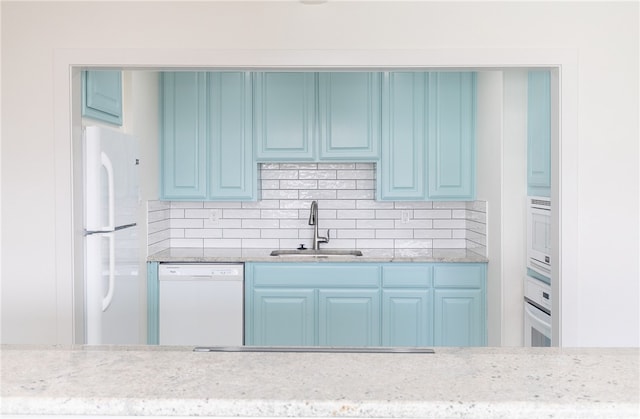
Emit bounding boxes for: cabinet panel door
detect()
[434,289,484,346]
[318,72,381,160]
[252,289,316,346]
[209,72,256,200]
[161,72,207,199]
[254,72,316,161]
[318,289,380,346]
[82,70,123,125]
[427,72,476,200]
[527,70,551,197]
[378,72,427,200]
[382,289,432,347]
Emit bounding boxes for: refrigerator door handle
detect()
[101,151,115,231]
[102,232,115,311]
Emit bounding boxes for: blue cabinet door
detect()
[527,70,551,197]
[434,289,484,346]
[318,72,381,161]
[160,72,208,200]
[427,72,476,200]
[378,72,428,200]
[251,288,316,346]
[254,72,316,161]
[318,289,380,346]
[433,263,486,346]
[382,289,432,346]
[381,263,433,346]
[82,70,123,125]
[208,72,256,200]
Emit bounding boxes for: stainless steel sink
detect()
[270,249,363,258]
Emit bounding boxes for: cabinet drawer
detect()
[433,263,485,288]
[252,263,380,288]
[382,264,432,287]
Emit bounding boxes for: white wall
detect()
[1,1,638,346]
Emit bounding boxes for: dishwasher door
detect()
[159,264,244,346]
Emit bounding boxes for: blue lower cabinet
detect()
[318,289,380,346]
[433,263,486,346]
[251,289,315,346]
[245,262,486,347]
[382,289,432,347]
[434,289,484,346]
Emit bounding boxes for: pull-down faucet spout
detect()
[308,200,329,251]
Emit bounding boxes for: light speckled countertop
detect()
[1,345,638,418]
[147,247,488,263]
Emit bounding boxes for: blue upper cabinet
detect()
[318,72,381,160]
[161,72,208,200]
[378,72,476,201]
[427,72,476,200]
[527,70,551,197]
[208,72,256,200]
[254,72,316,161]
[82,70,123,126]
[160,72,256,201]
[378,72,428,200]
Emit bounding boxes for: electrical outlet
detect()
[209,209,220,225]
[401,210,411,224]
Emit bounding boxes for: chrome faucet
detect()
[308,200,330,250]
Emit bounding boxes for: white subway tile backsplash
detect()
[376,229,414,239]
[357,219,394,229]
[223,209,261,219]
[318,180,356,189]
[394,239,433,249]
[299,189,337,200]
[186,229,223,239]
[223,229,260,239]
[172,218,204,229]
[261,209,299,219]
[433,239,467,249]
[261,229,299,239]
[241,238,280,249]
[337,209,375,219]
[375,209,402,219]
[299,170,336,180]
[242,219,279,229]
[148,166,487,257]
[337,229,375,239]
[241,200,280,209]
[260,180,280,190]
[280,180,318,190]
[260,170,299,180]
[337,189,374,200]
[261,189,298,200]
[357,239,394,249]
[414,209,452,219]
[414,229,452,239]
[337,169,375,180]
[433,219,466,229]
[203,238,242,248]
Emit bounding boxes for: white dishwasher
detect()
[159,264,244,346]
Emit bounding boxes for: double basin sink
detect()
[270,249,363,259]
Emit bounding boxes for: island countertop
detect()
[147,247,488,263]
[1,345,638,418]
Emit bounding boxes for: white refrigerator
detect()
[84,126,140,344]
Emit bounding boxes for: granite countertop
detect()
[1,345,638,418]
[147,247,488,263]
